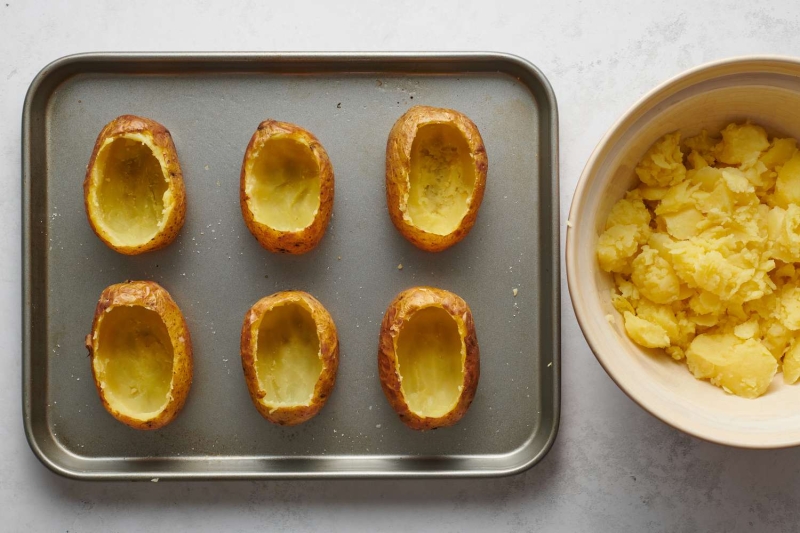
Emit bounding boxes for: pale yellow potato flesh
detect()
[248,137,321,232]
[94,137,168,246]
[685,334,777,399]
[598,122,800,398]
[407,123,476,235]
[395,306,464,418]
[95,306,174,417]
[255,302,322,406]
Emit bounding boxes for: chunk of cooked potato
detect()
[386,106,488,252]
[635,131,686,187]
[715,122,769,167]
[378,286,479,430]
[240,291,338,425]
[773,151,800,208]
[85,281,193,430]
[782,338,800,384]
[84,115,186,255]
[623,311,670,348]
[686,334,776,398]
[240,121,334,254]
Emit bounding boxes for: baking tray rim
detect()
[22,51,561,480]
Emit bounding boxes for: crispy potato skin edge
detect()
[83,115,187,255]
[378,286,480,430]
[85,281,193,430]
[240,291,339,426]
[385,106,488,252]
[240,121,334,255]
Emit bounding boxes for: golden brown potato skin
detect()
[85,281,193,431]
[84,115,186,255]
[240,121,334,254]
[240,291,339,426]
[386,106,488,252]
[378,286,480,430]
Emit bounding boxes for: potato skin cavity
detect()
[256,303,321,405]
[240,291,339,426]
[248,137,321,231]
[96,306,174,415]
[86,281,193,430]
[378,286,479,430]
[386,106,488,252]
[84,115,186,255]
[396,306,463,418]
[241,121,334,254]
[408,123,476,236]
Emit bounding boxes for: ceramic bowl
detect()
[567,56,800,448]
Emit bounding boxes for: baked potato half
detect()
[84,115,186,255]
[85,281,193,430]
[240,121,334,254]
[241,291,339,425]
[378,286,479,430]
[386,106,488,252]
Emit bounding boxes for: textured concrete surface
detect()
[2,1,800,531]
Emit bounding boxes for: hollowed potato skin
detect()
[85,281,193,430]
[240,121,334,254]
[378,286,480,430]
[386,106,488,252]
[84,115,186,255]
[240,291,339,426]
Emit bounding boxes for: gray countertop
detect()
[2,1,799,531]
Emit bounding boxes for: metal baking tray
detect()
[22,52,560,479]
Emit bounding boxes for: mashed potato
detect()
[597,122,800,398]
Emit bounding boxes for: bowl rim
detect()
[566,54,800,449]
